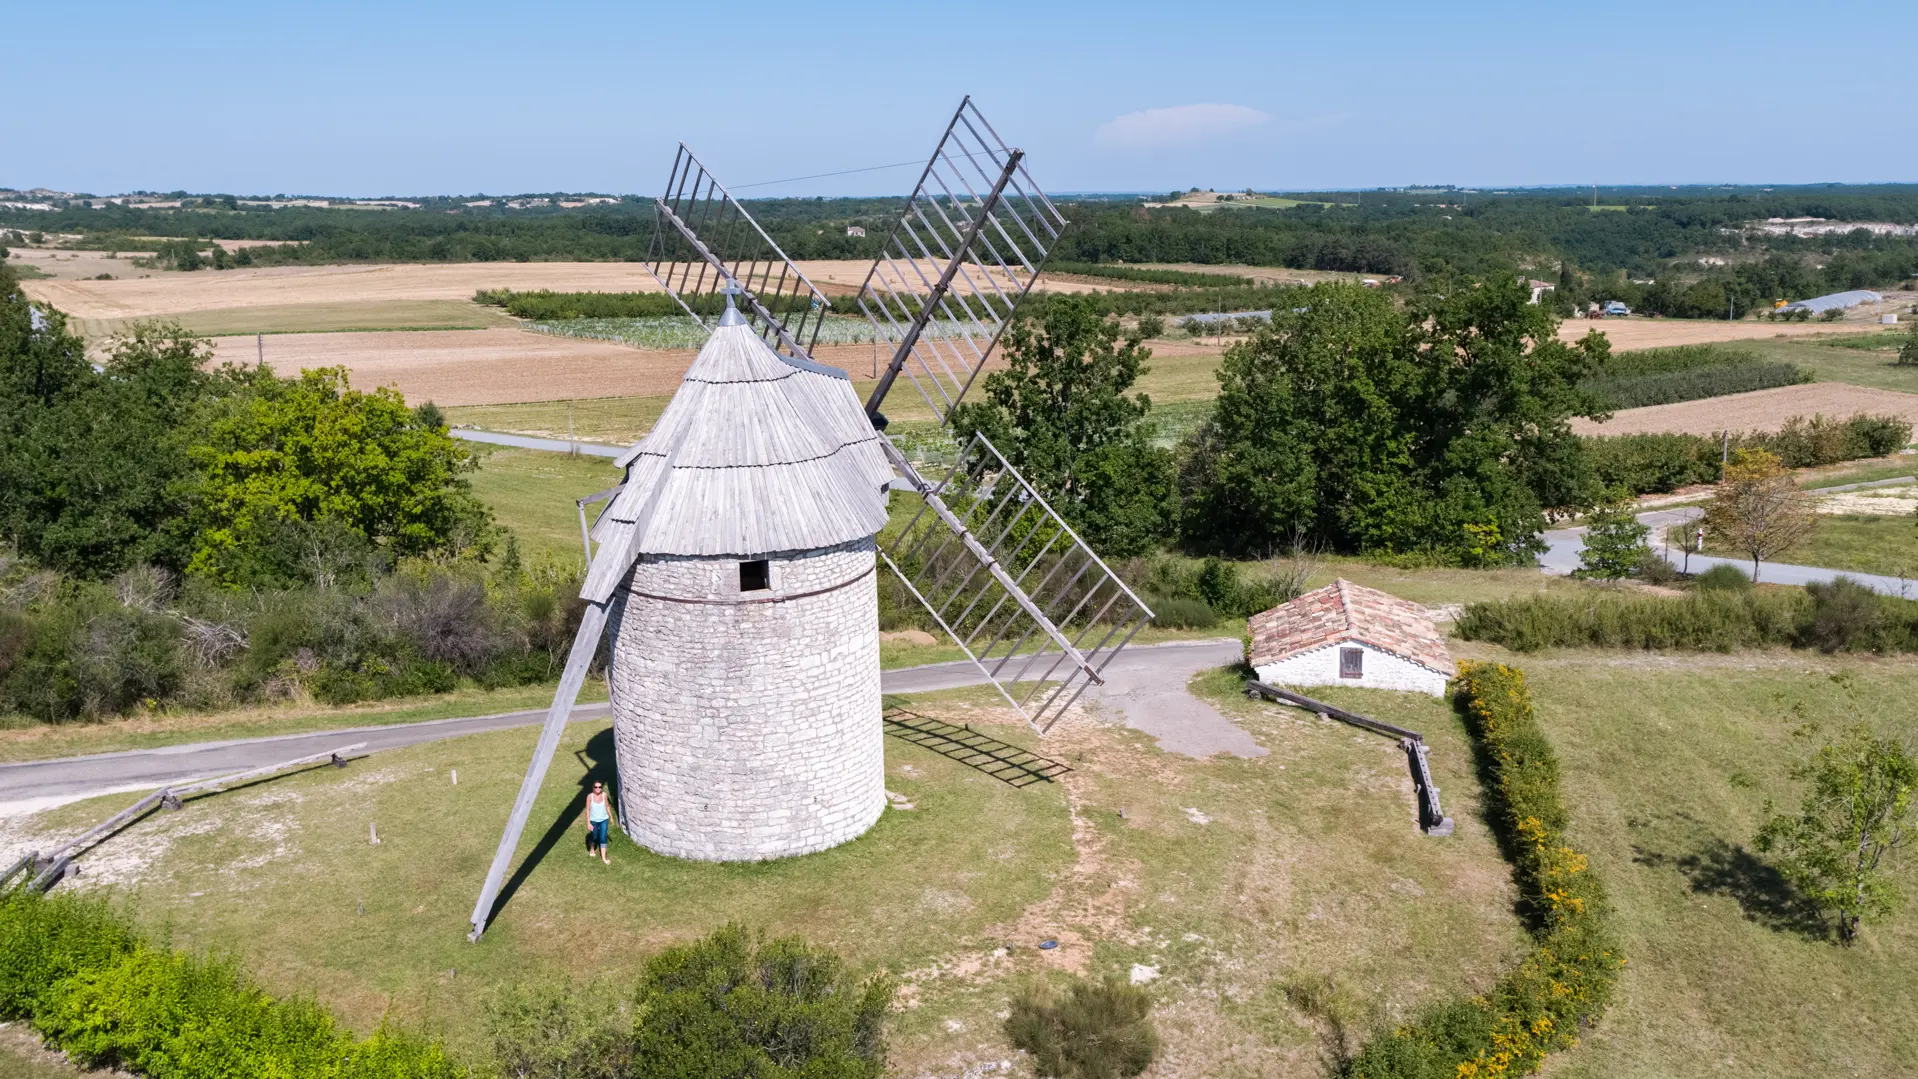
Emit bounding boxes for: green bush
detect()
[487,980,631,1079]
[0,892,459,1079]
[1006,976,1160,1079]
[1346,663,1620,1079]
[629,924,892,1079]
[1,555,586,725]
[1802,576,1910,653]
[1693,563,1753,592]
[1148,596,1218,629]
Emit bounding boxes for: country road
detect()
[0,639,1243,816]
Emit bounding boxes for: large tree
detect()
[0,268,242,577]
[949,296,1176,557]
[1182,278,1608,563]
[188,366,495,587]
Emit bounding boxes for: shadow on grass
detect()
[485,727,619,924]
[1632,831,1829,941]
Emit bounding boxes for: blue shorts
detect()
[590,819,609,847]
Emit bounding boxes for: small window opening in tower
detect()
[739,559,771,592]
[1339,646,1364,679]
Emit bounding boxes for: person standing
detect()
[585,780,614,865]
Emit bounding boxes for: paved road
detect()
[1541,505,1915,596]
[0,639,1245,815]
[451,428,626,458]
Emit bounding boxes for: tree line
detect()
[9,184,1916,298]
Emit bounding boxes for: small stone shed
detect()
[1247,579,1453,697]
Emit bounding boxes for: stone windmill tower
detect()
[469,98,1154,940]
[595,297,894,861]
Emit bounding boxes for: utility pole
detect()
[256,333,263,367]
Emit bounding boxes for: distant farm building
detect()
[846,225,867,237]
[1781,290,1881,315]
[1248,580,1453,697]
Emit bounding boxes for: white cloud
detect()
[1094,104,1272,152]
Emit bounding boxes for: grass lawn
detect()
[1697,513,1918,579]
[1473,646,1918,1077]
[10,679,1521,1076]
[465,446,623,568]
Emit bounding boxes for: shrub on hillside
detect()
[487,980,632,1079]
[1802,576,1908,653]
[1457,583,1918,655]
[1582,413,1913,497]
[0,892,458,1079]
[0,555,585,724]
[1693,564,1753,592]
[630,924,892,1079]
[1006,976,1160,1079]
[1149,596,1219,629]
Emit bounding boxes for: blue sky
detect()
[6,0,1909,198]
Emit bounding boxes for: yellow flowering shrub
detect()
[1346,662,1622,1079]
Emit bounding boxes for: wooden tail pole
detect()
[468,601,609,942]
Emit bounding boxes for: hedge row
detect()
[1583,412,1912,495]
[1347,663,1621,1079]
[1045,261,1255,287]
[473,289,818,320]
[1585,361,1809,410]
[1455,581,1918,654]
[0,891,459,1078]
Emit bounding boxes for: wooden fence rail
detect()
[14,742,367,894]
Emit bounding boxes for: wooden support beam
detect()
[1244,680,1425,742]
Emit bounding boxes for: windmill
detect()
[468,98,1153,941]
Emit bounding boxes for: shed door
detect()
[1339,646,1364,679]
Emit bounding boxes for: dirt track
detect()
[1572,383,1918,436]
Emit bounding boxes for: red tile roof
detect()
[1247,579,1452,675]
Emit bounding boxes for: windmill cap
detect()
[718,281,747,327]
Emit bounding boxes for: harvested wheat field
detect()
[22,258,1137,323]
[210,330,946,406]
[1557,318,1883,350]
[1573,382,1918,436]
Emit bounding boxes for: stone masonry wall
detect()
[607,538,884,861]
[1253,639,1449,697]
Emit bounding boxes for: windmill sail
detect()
[880,434,1152,732]
[853,98,1150,732]
[645,144,835,361]
[856,96,1067,426]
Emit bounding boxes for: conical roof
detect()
[582,310,893,593]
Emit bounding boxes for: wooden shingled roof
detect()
[581,312,893,596]
[1247,579,1452,674]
